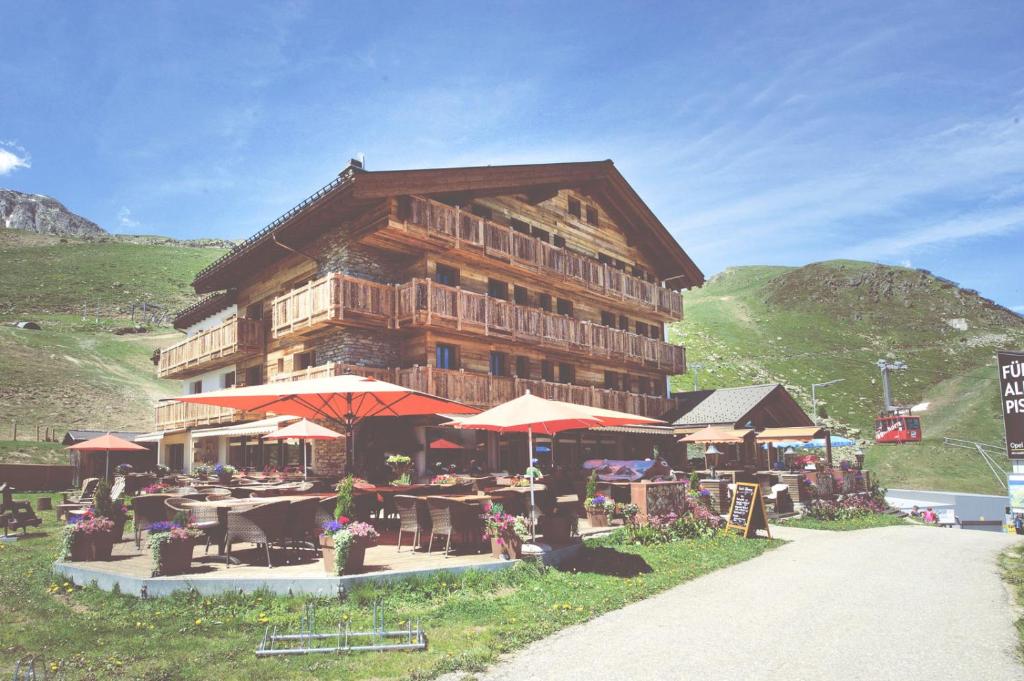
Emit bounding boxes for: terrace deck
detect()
[54,522,611,597]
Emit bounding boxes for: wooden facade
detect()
[155,162,704,461]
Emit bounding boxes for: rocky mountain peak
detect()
[0,188,107,237]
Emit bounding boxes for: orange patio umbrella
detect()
[66,433,149,479]
[168,374,478,471]
[262,418,342,480]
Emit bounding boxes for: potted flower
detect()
[584,495,615,527]
[482,503,529,559]
[147,521,203,576]
[194,463,212,480]
[385,454,412,485]
[213,463,236,485]
[320,518,380,575]
[91,479,129,542]
[155,463,171,478]
[60,515,116,562]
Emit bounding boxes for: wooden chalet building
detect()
[148,160,704,476]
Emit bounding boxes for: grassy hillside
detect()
[0,231,226,454]
[671,260,1024,494]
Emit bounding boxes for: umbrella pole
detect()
[302,438,308,481]
[528,426,536,542]
[106,449,110,480]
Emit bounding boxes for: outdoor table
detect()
[429,494,492,504]
[181,496,321,562]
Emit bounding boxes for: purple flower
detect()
[592,495,606,505]
[321,520,347,534]
[698,489,711,497]
[148,521,179,533]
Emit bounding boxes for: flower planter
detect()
[490,535,522,560]
[67,535,91,562]
[156,538,195,575]
[88,531,116,561]
[111,518,126,543]
[586,510,609,528]
[541,515,571,545]
[320,534,368,575]
[344,544,367,574]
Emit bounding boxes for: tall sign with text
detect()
[997,351,1024,460]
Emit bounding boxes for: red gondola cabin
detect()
[874,412,922,444]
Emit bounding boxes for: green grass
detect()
[779,513,907,531]
[0,495,779,680]
[672,261,1024,495]
[0,315,179,431]
[0,230,225,317]
[0,440,67,465]
[1000,543,1024,659]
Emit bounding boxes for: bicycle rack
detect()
[255,602,426,656]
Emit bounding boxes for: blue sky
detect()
[2,2,1023,309]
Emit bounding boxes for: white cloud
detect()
[0,141,30,175]
[117,206,141,230]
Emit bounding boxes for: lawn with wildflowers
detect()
[0,493,778,679]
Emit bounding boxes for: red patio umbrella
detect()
[66,433,148,479]
[168,374,479,472]
[428,438,463,450]
[262,418,342,480]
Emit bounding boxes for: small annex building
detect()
[669,384,820,468]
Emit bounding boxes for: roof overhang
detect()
[192,161,704,293]
[679,426,754,444]
[756,426,828,443]
[190,415,299,439]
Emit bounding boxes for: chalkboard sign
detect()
[725,482,771,539]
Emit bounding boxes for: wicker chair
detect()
[394,495,424,552]
[448,500,485,554]
[425,498,454,556]
[131,494,170,549]
[315,495,338,526]
[284,497,320,561]
[225,500,289,568]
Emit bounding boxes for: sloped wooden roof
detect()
[671,384,813,429]
[192,160,704,293]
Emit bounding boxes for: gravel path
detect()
[447,525,1024,681]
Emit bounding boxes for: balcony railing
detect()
[394,366,677,419]
[395,195,684,318]
[154,401,251,431]
[157,317,263,379]
[271,272,395,338]
[396,279,686,373]
[271,361,394,383]
[267,362,676,419]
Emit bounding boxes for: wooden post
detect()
[825,429,834,468]
[12,421,16,441]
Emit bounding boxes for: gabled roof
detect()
[62,430,145,446]
[192,160,704,293]
[671,384,813,428]
[172,290,236,330]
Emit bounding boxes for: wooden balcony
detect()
[270,272,396,339]
[396,279,686,373]
[390,195,684,319]
[154,401,252,431]
[393,366,678,419]
[266,362,676,419]
[271,361,395,383]
[157,317,263,379]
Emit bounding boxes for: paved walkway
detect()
[450,525,1024,681]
